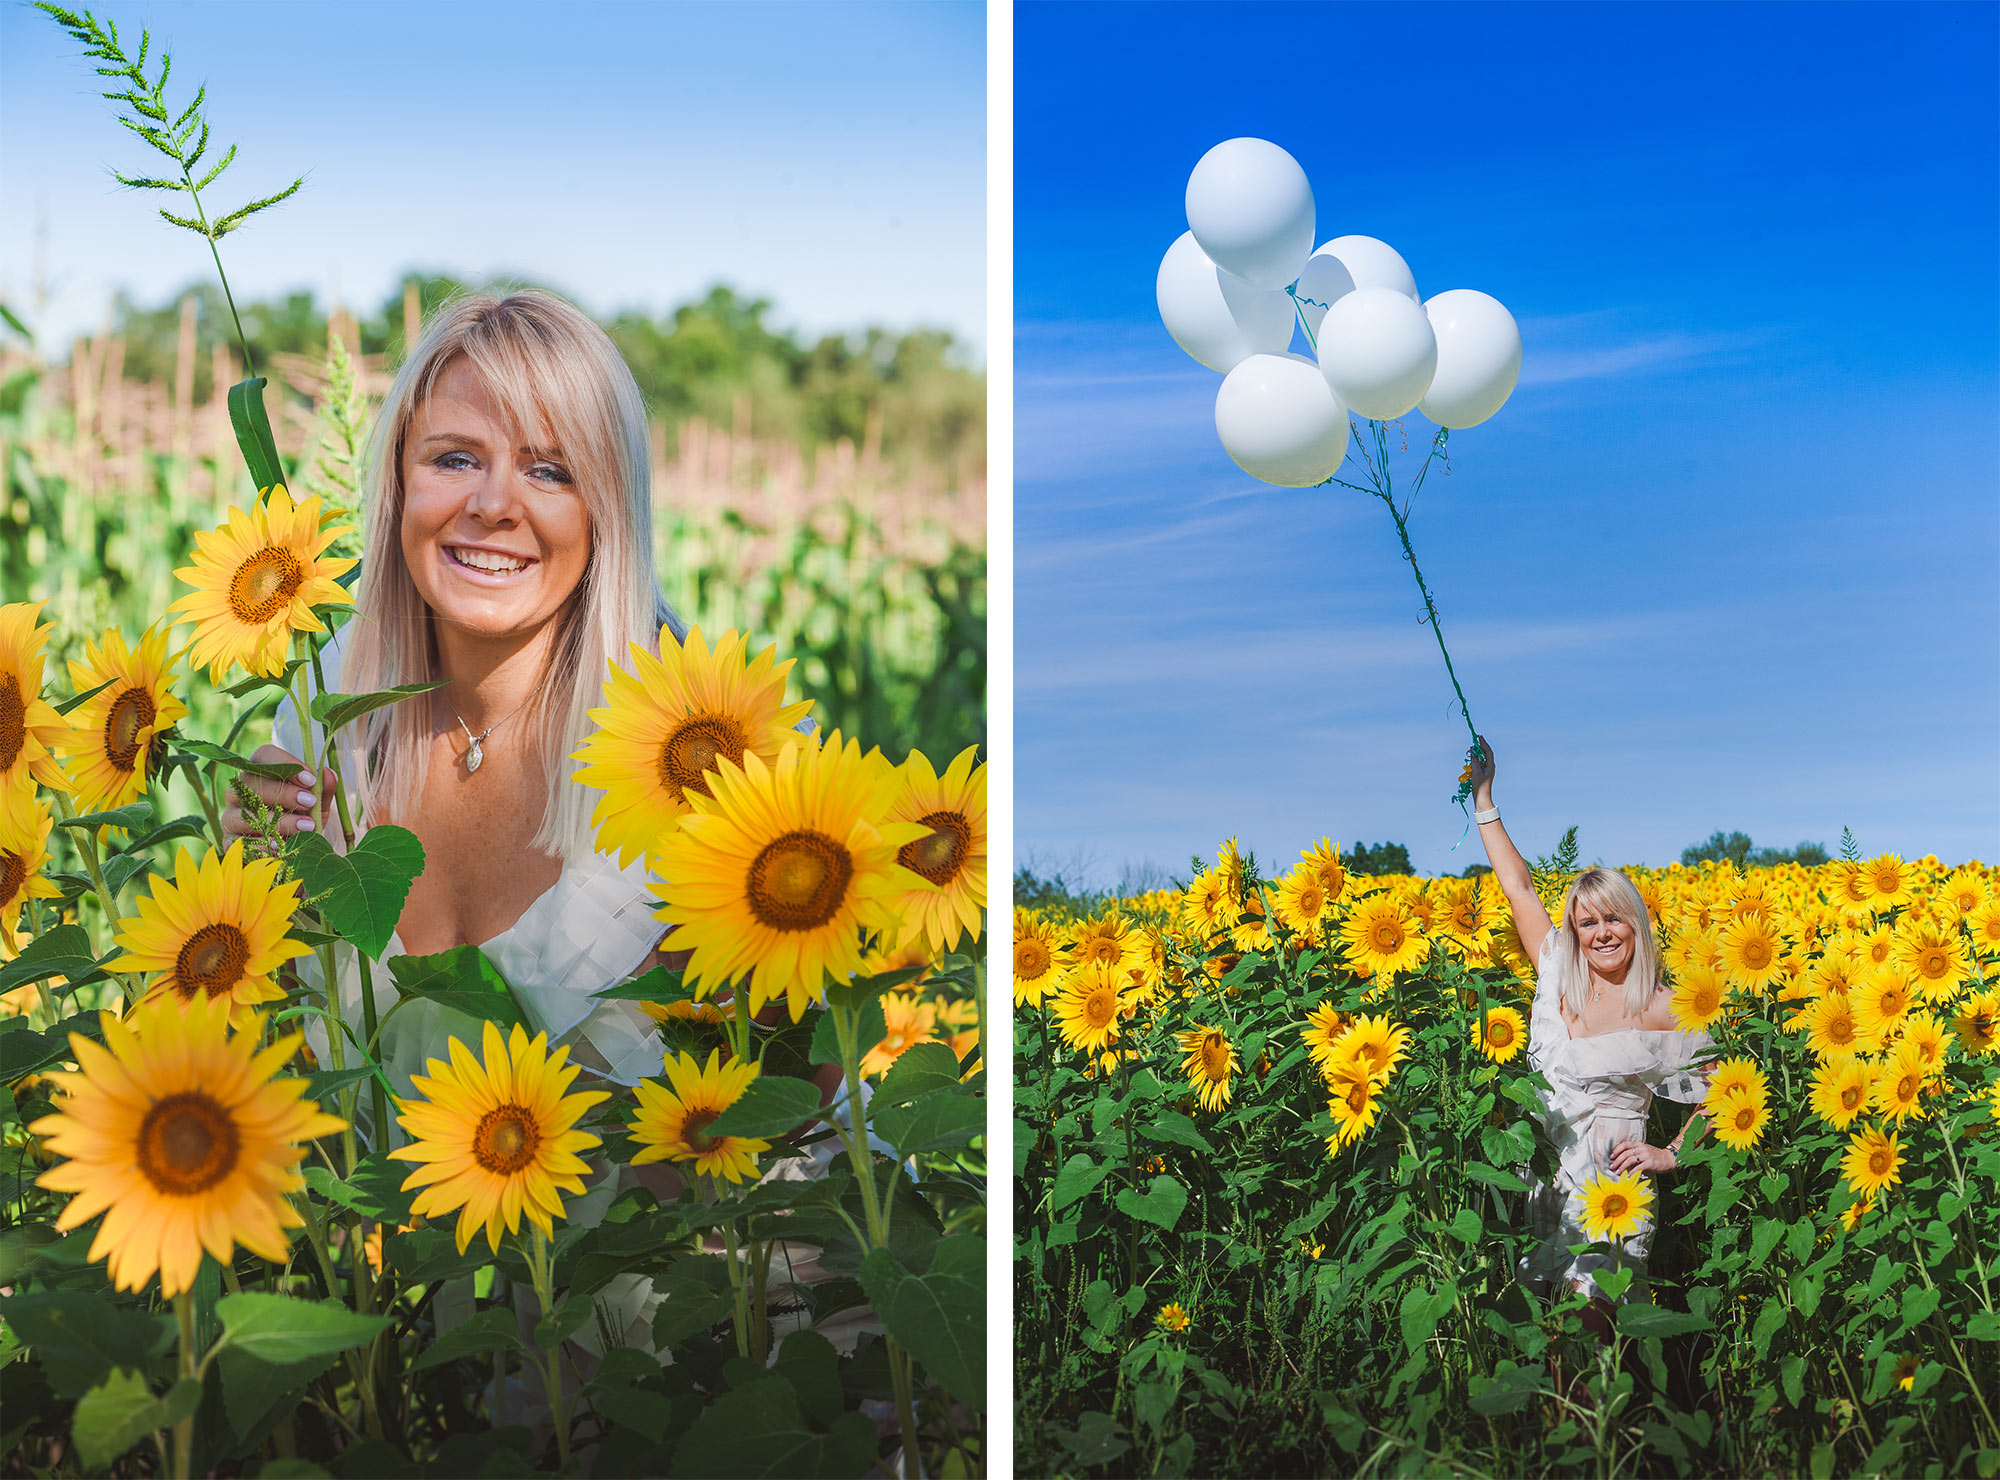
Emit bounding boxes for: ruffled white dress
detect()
[1518,931,1715,1300]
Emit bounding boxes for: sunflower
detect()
[1300,838,1347,904]
[1855,925,1899,971]
[1578,1170,1653,1242]
[1705,1056,1768,1111]
[652,733,930,1023]
[1828,863,1878,920]
[1326,1014,1412,1083]
[1840,1125,1904,1198]
[1052,964,1129,1056]
[1175,1023,1238,1112]
[1718,913,1787,994]
[861,992,940,1078]
[1870,1041,1931,1125]
[1340,894,1428,979]
[1213,837,1247,897]
[573,626,815,869]
[1324,1064,1382,1149]
[1891,1353,1921,1393]
[30,994,343,1297]
[1181,870,1237,941]
[0,601,74,796]
[1854,854,1915,912]
[1969,900,2000,958]
[628,1048,770,1185]
[1669,965,1729,1032]
[1472,1004,1526,1063]
[170,484,355,685]
[1806,952,1868,1000]
[1854,968,1916,1043]
[1012,909,1067,1008]
[1709,1088,1769,1151]
[1897,1012,1948,1073]
[389,1021,610,1253]
[1435,881,1498,961]
[0,785,59,944]
[1071,908,1149,977]
[1665,924,1725,978]
[1936,868,1991,923]
[1839,1192,1875,1232]
[888,745,985,955]
[1951,990,2000,1057]
[1275,865,1330,943]
[1809,1055,1873,1130]
[1893,919,1969,1003]
[58,625,188,813]
[109,842,311,1022]
[1803,992,1871,1058]
[1154,1302,1191,1333]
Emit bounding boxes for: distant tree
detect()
[1347,841,1413,877]
[1460,863,1493,879]
[1682,831,1827,869]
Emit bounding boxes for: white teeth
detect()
[452,547,529,573]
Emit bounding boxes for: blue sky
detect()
[2,1,985,356]
[1016,0,1999,883]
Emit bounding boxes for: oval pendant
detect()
[466,736,483,774]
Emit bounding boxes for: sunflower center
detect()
[1740,940,1771,969]
[1015,939,1051,977]
[102,686,157,772]
[898,810,971,887]
[1371,922,1402,950]
[1868,1147,1892,1176]
[1895,1072,1919,1102]
[681,1109,720,1153]
[1200,1035,1231,1082]
[1602,1192,1629,1220]
[1828,1017,1855,1045]
[743,829,853,932]
[1840,1084,1864,1110]
[1343,1080,1370,1114]
[1487,1019,1515,1048]
[1082,986,1117,1030]
[0,674,24,771]
[1732,1103,1756,1131]
[472,1105,541,1174]
[227,546,306,624]
[1918,949,1947,978]
[659,714,747,801]
[137,1092,241,1196]
[174,922,251,999]
[1,849,25,910]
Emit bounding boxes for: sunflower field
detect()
[1013,840,2000,1478]
[1,9,986,1476]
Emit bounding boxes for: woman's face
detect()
[400,358,591,643]
[1571,896,1637,978]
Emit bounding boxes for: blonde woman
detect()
[1466,740,1715,1314]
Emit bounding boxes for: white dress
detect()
[1518,930,1715,1300]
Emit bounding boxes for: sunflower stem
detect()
[51,792,138,1000]
[708,1176,753,1359]
[1937,1117,1995,1314]
[172,1290,196,1480]
[1894,1182,2000,1446]
[527,1225,572,1470]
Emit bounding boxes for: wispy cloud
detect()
[1515,312,1773,386]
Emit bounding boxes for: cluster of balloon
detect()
[1157,136,1523,487]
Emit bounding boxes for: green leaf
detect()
[302,1155,416,1224]
[385,944,524,1029]
[874,1089,984,1157]
[1617,1305,1710,1338]
[534,1294,594,1351]
[1445,1208,1484,1246]
[809,998,886,1066]
[857,1239,984,1409]
[221,657,311,699]
[874,1041,964,1103]
[123,814,211,852]
[305,1065,376,1103]
[1901,1286,1940,1331]
[590,964,687,1002]
[56,801,153,833]
[671,1376,877,1477]
[1463,1161,1529,1193]
[1050,1153,1109,1213]
[52,678,112,715]
[1468,1361,1544,1416]
[218,1347,339,1436]
[0,1291,173,1398]
[1399,1283,1455,1355]
[73,1370,201,1472]
[596,1387,676,1444]
[216,1293,391,1364]
[384,1227,487,1284]
[705,1075,824,1140]
[0,925,100,997]
[172,737,307,782]
[409,1307,522,1373]
[1114,1175,1187,1231]
[651,1277,733,1349]
[292,826,425,960]
[310,682,446,740]
[226,376,285,493]
[1143,1109,1215,1155]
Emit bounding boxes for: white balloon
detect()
[1156,231,1297,373]
[1293,235,1418,337]
[1185,138,1315,291]
[1214,352,1351,487]
[1316,287,1438,421]
[1418,289,1522,429]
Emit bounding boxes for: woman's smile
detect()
[442,543,538,580]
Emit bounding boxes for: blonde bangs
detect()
[1554,867,1662,1020]
[345,290,683,862]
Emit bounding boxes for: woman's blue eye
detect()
[436,451,475,470]
[530,464,572,485]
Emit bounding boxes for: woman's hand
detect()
[1466,734,1497,806]
[1608,1138,1677,1175]
[221,746,338,847]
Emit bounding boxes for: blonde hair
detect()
[1549,866,1661,1020]
[343,290,683,861]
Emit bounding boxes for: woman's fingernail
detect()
[297,790,317,808]
[296,818,316,833]
[297,770,316,786]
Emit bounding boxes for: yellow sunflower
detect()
[1704,1056,1768,1111]
[170,484,356,684]
[1052,964,1129,1056]
[861,992,940,1077]
[0,785,59,944]
[1806,952,1869,1000]
[30,994,343,1297]
[1340,894,1428,979]
[1854,853,1915,912]
[1472,1004,1527,1063]
[1299,1002,1353,1068]
[888,745,986,955]
[1839,1192,1875,1232]
[1071,908,1149,977]
[1578,1170,1653,1242]
[572,625,815,869]
[1935,868,1991,923]
[1434,880,1498,961]
[1969,899,2000,958]
[1012,909,1067,1008]
[1897,1012,1948,1073]
[1324,1064,1383,1149]
[1853,968,1916,1043]
[389,1020,610,1254]
[1803,992,1872,1059]
[1893,919,1969,1003]
[651,733,930,1023]
[109,842,311,1022]
[1950,990,2000,1057]
[1669,965,1729,1032]
[1181,869,1237,941]
[1275,865,1330,944]
[1808,1055,1872,1130]
[1709,1088,1769,1151]
[1154,1302,1192,1333]
[1299,838,1347,904]
[1326,1014,1413,1084]
[1870,1041,1931,1125]
[1175,1023,1238,1112]
[1840,1125,1904,1198]
[58,624,188,813]
[0,600,74,796]
[1718,913,1786,994]
[628,1048,770,1185]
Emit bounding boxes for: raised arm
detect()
[1467,737,1554,965]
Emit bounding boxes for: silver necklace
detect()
[446,692,533,774]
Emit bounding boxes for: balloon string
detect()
[1284,283,1320,355]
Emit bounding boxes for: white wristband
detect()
[1473,806,1501,824]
